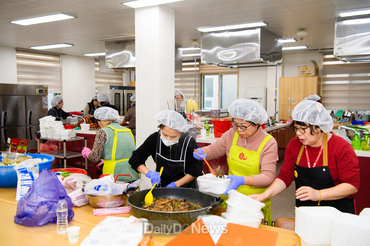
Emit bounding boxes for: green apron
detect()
[101,123,139,183]
[221,131,273,225]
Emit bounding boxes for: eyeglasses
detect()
[293,125,310,134]
[175,99,184,102]
[231,122,252,131]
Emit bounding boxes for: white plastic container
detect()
[221,212,262,228]
[227,190,265,211]
[60,130,72,140]
[80,123,90,131]
[197,173,231,196]
[226,200,264,219]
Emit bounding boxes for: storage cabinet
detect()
[279,76,321,120]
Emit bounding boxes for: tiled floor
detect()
[270,160,296,221]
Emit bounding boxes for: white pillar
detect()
[135,6,175,189]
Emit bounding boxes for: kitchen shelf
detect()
[37,137,87,169]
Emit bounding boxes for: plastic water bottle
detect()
[351,133,362,150]
[361,132,370,151]
[57,195,68,234]
[205,121,210,137]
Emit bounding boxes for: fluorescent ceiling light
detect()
[323,61,346,65]
[341,18,370,25]
[84,52,106,57]
[121,0,184,8]
[277,38,296,43]
[197,22,267,33]
[182,53,201,57]
[338,9,370,17]
[30,43,73,50]
[282,46,307,51]
[324,55,336,58]
[10,13,75,26]
[179,47,201,51]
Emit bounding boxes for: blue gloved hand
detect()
[223,175,245,195]
[166,182,177,188]
[146,170,161,186]
[193,148,207,161]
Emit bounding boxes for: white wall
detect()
[61,55,95,112]
[238,66,282,117]
[0,46,17,84]
[282,52,323,77]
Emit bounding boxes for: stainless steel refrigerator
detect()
[0,84,48,151]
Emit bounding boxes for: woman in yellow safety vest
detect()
[82,107,138,183]
[193,99,278,225]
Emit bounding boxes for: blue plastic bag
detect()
[14,169,75,227]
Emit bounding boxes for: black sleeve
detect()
[61,109,69,119]
[184,136,204,178]
[129,132,158,171]
[47,108,57,117]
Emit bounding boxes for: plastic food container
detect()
[80,123,90,131]
[0,152,32,165]
[226,200,264,219]
[221,212,262,228]
[0,153,54,188]
[212,119,232,138]
[51,168,88,175]
[197,173,231,196]
[227,190,265,211]
[60,130,72,140]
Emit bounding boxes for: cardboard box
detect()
[298,60,319,77]
[129,81,135,87]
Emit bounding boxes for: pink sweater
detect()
[204,127,278,187]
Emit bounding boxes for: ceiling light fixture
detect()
[83,52,106,57]
[120,0,184,8]
[277,38,296,43]
[10,13,76,26]
[282,46,308,51]
[180,47,201,51]
[338,9,370,17]
[30,43,73,50]
[197,22,267,33]
[341,18,370,25]
[182,53,201,57]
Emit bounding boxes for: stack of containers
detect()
[49,121,64,139]
[295,206,341,246]
[39,116,56,138]
[221,190,265,228]
[39,116,68,139]
[330,211,370,246]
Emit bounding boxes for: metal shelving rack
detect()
[37,137,88,169]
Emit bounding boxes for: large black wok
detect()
[128,187,221,233]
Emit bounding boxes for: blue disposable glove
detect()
[146,170,161,186]
[223,175,245,195]
[193,148,207,161]
[166,182,177,188]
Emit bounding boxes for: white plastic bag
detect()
[68,189,89,207]
[13,159,40,201]
[84,178,124,196]
[62,173,92,193]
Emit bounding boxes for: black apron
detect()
[155,133,195,188]
[294,133,355,213]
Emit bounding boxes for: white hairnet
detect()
[51,95,63,107]
[228,99,268,125]
[94,107,120,122]
[156,110,188,133]
[303,94,321,102]
[97,94,111,103]
[174,91,185,99]
[292,99,334,133]
[130,95,136,102]
[92,95,98,100]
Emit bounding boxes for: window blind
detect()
[321,54,370,110]
[16,49,61,94]
[175,59,200,102]
[95,59,124,88]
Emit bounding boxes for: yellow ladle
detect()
[144,166,164,206]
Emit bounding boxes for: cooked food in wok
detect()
[142,197,203,211]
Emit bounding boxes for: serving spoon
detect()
[144,166,164,206]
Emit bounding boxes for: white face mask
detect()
[160,136,179,147]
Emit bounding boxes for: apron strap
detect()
[105,125,135,161]
[257,134,273,153]
[296,133,328,166]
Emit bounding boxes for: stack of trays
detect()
[331,212,370,246]
[39,116,66,139]
[221,190,265,228]
[295,206,341,246]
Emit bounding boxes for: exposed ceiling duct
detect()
[200,28,282,68]
[334,14,370,63]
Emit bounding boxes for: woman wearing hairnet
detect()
[81,107,138,182]
[250,95,359,214]
[84,95,100,119]
[174,91,188,121]
[129,110,203,188]
[47,95,70,121]
[193,99,278,225]
[120,95,136,136]
[97,93,118,111]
